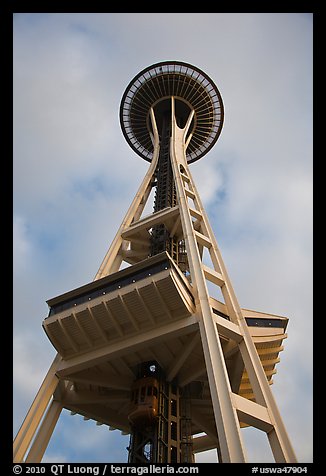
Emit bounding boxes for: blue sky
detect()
[13,13,313,463]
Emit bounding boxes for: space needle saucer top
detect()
[119,61,224,164]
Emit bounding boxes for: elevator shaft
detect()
[128,362,193,463]
[150,113,176,257]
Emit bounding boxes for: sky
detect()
[13,13,313,463]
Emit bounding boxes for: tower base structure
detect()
[13,61,297,464]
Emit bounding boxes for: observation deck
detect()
[120,61,224,163]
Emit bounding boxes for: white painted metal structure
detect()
[13,62,297,463]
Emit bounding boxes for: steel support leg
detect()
[25,399,63,463]
[13,354,61,463]
[169,98,247,462]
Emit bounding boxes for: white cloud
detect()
[13,215,31,274]
[195,449,218,463]
[42,454,68,463]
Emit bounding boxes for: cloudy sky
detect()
[13,13,313,463]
